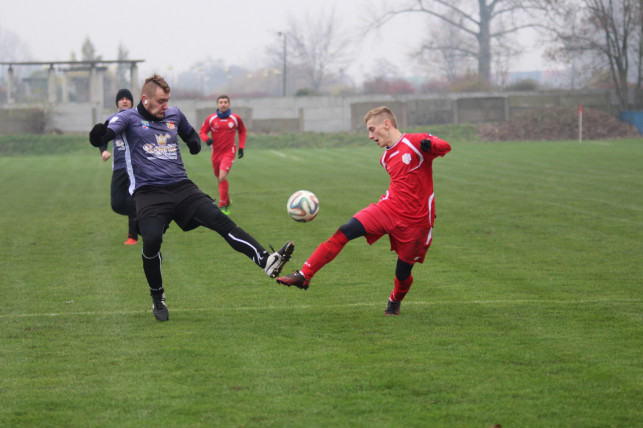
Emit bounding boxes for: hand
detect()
[89,123,107,147]
[101,151,111,162]
[420,138,432,153]
[189,141,201,155]
[206,138,213,146]
[237,148,244,159]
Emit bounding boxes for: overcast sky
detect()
[0,0,545,85]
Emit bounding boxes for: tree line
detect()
[1,1,642,109]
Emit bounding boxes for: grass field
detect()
[0,131,641,427]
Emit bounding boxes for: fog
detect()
[0,0,545,85]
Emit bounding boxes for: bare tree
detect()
[81,37,100,62]
[415,8,478,81]
[368,0,546,84]
[540,0,643,109]
[116,43,129,88]
[0,26,32,62]
[362,58,403,81]
[0,25,33,83]
[286,6,354,92]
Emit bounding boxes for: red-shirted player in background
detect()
[277,106,451,315]
[199,95,246,215]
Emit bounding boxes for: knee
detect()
[193,202,236,234]
[142,234,162,255]
[111,197,127,215]
[395,259,413,281]
[140,226,163,255]
[338,217,366,240]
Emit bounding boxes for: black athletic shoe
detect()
[384,299,400,316]
[276,270,310,290]
[152,293,169,321]
[264,241,295,278]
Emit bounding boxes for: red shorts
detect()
[211,150,235,177]
[353,203,433,264]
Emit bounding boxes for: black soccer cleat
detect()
[384,299,400,316]
[264,241,295,278]
[151,293,169,321]
[276,270,310,290]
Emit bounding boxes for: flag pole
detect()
[579,103,583,143]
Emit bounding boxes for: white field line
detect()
[270,150,303,161]
[2,298,640,319]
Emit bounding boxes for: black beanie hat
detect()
[115,88,134,107]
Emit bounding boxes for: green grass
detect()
[0,133,641,427]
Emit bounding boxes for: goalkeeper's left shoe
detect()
[263,241,295,278]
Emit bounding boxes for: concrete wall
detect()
[185,91,611,134]
[0,108,46,134]
[0,90,614,135]
[351,101,408,131]
[507,92,611,118]
[50,102,102,133]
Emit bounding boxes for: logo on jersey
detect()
[166,121,175,130]
[155,133,170,146]
[228,122,234,129]
[142,133,178,159]
[141,120,150,130]
[402,153,412,165]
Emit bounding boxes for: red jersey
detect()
[199,113,246,159]
[376,133,451,228]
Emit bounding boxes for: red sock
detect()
[301,230,349,279]
[219,180,230,206]
[389,275,413,302]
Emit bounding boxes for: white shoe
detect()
[263,241,295,278]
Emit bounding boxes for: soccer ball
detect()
[286,190,320,222]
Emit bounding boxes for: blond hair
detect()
[364,106,397,129]
[142,74,170,98]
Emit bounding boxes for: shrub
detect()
[506,79,540,91]
[477,108,640,141]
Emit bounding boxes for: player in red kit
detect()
[277,106,451,315]
[199,95,246,215]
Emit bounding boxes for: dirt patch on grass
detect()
[476,108,640,141]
